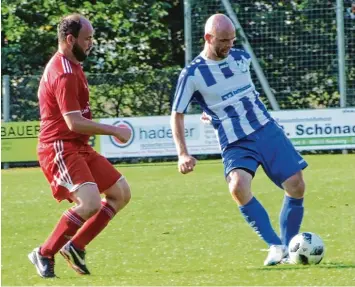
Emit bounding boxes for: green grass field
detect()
[2,154,355,286]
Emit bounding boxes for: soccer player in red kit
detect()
[28,14,132,278]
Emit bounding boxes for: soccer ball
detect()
[288,232,325,265]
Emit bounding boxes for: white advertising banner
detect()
[99,115,219,158]
[99,108,355,158]
[272,108,355,150]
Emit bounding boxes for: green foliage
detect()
[7,75,41,121]
[1,0,183,120]
[1,0,181,74]
[190,0,354,109]
[7,68,180,121]
[232,1,344,109]
[2,0,354,120]
[88,68,180,118]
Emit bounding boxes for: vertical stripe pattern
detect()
[172,48,273,151]
[197,58,217,87]
[223,105,247,140]
[61,57,73,74]
[53,140,74,190]
[219,62,234,79]
[240,97,262,131]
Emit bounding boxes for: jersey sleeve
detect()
[231,48,252,69]
[172,68,196,113]
[54,74,81,115]
[241,50,252,66]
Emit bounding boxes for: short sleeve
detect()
[242,51,252,66]
[172,68,196,113]
[54,74,81,115]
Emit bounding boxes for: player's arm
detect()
[170,111,196,174]
[63,112,130,143]
[55,74,130,143]
[170,111,189,157]
[170,69,197,174]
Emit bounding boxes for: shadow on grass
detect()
[318,262,355,269]
[248,262,355,271]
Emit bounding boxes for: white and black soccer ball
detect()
[288,232,325,265]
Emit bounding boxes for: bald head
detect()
[203,14,236,60]
[204,14,235,36]
[57,13,92,42]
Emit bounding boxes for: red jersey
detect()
[38,52,92,144]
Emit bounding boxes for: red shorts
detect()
[38,140,122,202]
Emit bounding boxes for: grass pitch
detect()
[1,154,355,286]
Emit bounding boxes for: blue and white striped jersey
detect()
[172,48,272,150]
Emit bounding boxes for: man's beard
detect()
[215,48,228,59]
[72,42,88,62]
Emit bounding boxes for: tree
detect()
[231,0,343,109]
[1,0,184,120]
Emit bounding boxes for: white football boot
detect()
[263,245,287,266]
[280,248,296,264]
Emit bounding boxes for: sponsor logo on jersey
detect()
[81,102,91,115]
[221,84,252,101]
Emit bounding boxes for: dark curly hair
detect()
[57,14,83,42]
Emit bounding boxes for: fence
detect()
[186,0,355,110]
[2,1,355,164]
[2,2,355,122]
[1,69,180,122]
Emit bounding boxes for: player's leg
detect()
[227,169,282,246]
[257,122,307,249]
[39,184,101,257]
[70,177,131,251]
[280,170,306,247]
[61,149,130,274]
[29,185,100,278]
[102,176,131,211]
[58,185,102,275]
[29,141,101,278]
[278,171,305,264]
[223,140,284,265]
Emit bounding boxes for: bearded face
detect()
[72,41,88,62]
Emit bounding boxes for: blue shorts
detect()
[222,121,308,189]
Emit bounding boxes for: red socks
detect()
[71,202,116,250]
[40,202,116,256]
[40,209,85,257]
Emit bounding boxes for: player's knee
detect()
[74,184,102,218]
[228,173,251,203]
[105,178,131,209]
[114,178,131,205]
[294,178,306,198]
[79,196,101,217]
[228,171,250,192]
[284,173,306,198]
[120,180,131,205]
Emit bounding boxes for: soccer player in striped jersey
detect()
[28,14,132,278]
[171,14,307,266]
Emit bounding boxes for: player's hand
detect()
[178,154,197,174]
[114,126,132,143]
[200,112,212,125]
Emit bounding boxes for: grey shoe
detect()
[28,247,56,278]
